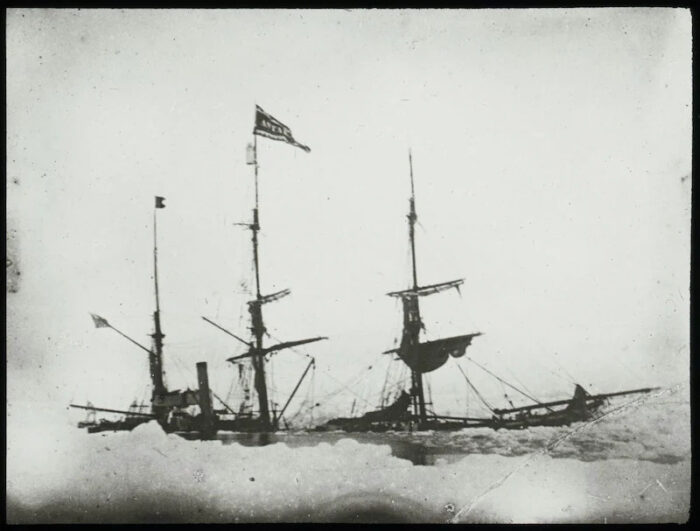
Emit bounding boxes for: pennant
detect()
[253,105,311,153]
[90,313,110,328]
[155,196,166,209]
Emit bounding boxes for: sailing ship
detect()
[72,106,324,437]
[72,196,219,438]
[319,151,658,432]
[71,108,658,437]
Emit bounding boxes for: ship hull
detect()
[316,400,609,433]
[316,415,492,433]
[215,417,275,433]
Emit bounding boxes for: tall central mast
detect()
[249,134,272,428]
[408,150,418,290]
[150,201,166,404]
[406,149,427,422]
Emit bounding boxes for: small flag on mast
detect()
[90,313,110,328]
[155,196,166,209]
[253,105,311,153]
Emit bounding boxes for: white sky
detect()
[6,8,691,420]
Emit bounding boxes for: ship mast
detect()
[150,199,167,405]
[385,152,482,426]
[408,150,419,289]
[406,149,427,422]
[248,134,272,428]
[201,106,324,430]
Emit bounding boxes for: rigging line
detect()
[455,360,495,413]
[309,363,316,428]
[268,357,275,403]
[503,367,540,399]
[289,372,313,422]
[517,353,574,388]
[519,343,587,390]
[542,364,573,391]
[320,380,371,407]
[426,376,433,407]
[379,377,410,401]
[287,401,305,424]
[314,384,356,403]
[264,329,315,361]
[168,353,194,389]
[464,369,469,416]
[500,381,516,409]
[320,371,375,407]
[395,360,409,397]
[296,375,317,421]
[384,362,397,403]
[266,328,376,383]
[355,373,369,412]
[224,366,237,404]
[312,366,375,401]
[466,356,552,412]
[263,332,379,407]
[379,355,394,407]
[290,398,318,427]
[285,393,304,421]
[551,359,578,385]
[227,365,243,402]
[263,330,376,407]
[527,353,575,389]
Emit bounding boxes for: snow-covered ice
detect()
[6,386,690,523]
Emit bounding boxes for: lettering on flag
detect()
[253,105,311,153]
[90,313,110,329]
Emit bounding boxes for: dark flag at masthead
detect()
[253,105,311,153]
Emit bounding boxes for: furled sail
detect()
[227,336,328,362]
[387,279,463,298]
[388,333,482,373]
[249,288,291,306]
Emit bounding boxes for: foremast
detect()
[150,197,167,410]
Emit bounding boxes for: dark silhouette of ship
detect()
[71,106,325,437]
[318,151,657,432]
[71,119,658,437]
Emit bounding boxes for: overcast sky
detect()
[7,8,691,421]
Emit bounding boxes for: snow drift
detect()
[6,387,690,523]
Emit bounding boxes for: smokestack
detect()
[196,362,215,436]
